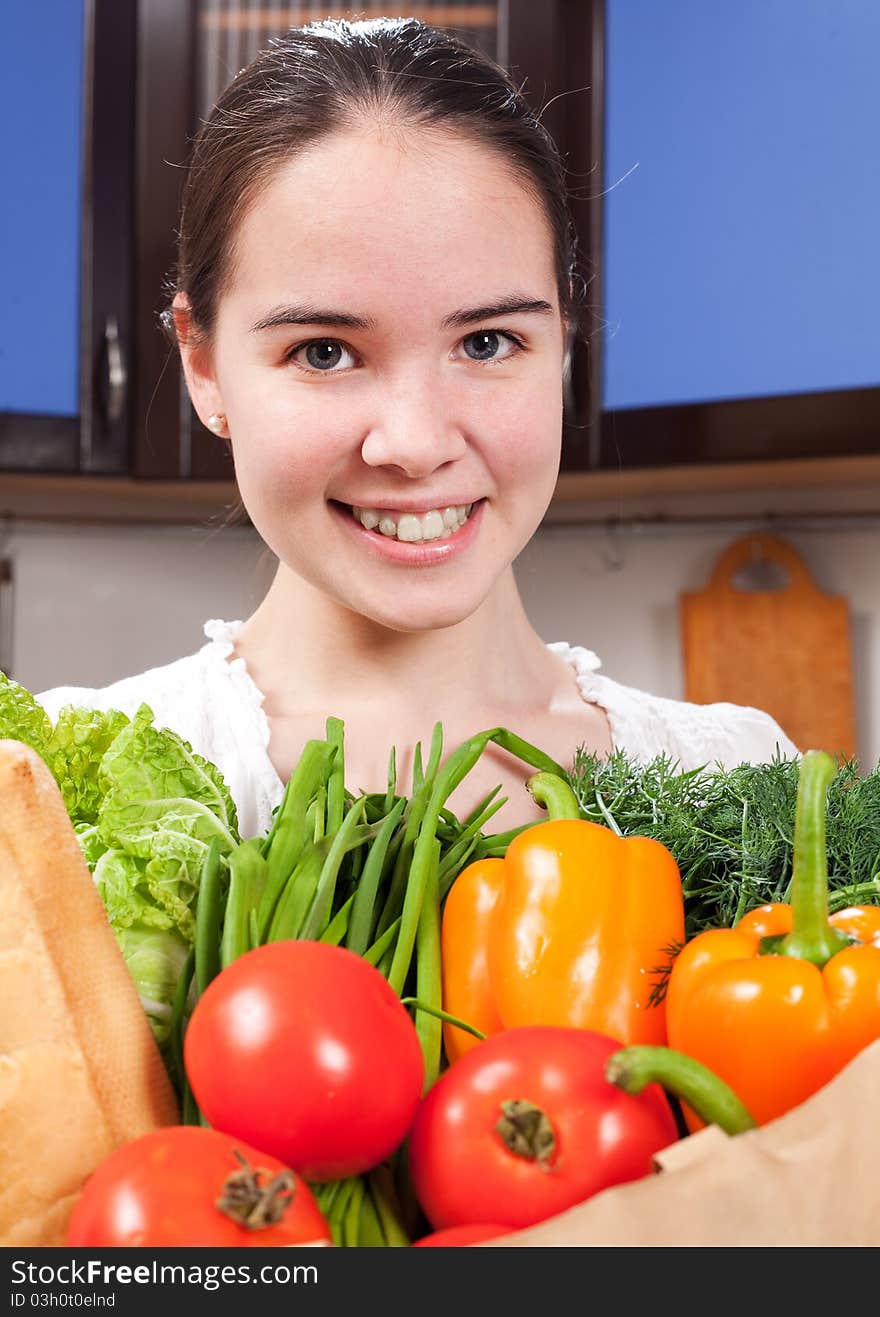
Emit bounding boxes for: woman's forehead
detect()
[254,122,541,216]
[223,125,558,310]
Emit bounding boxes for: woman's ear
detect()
[171,292,226,430]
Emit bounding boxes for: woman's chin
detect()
[348,585,488,635]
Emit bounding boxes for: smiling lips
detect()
[350,502,476,544]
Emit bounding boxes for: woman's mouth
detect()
[329,498,484,563]
[350,502,474,543]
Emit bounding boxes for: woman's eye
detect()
[289,339,357,372]
[460,330,522,363]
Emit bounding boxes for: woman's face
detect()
[188,125,567,632]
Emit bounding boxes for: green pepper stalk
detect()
[762,749,852,967]
[606,1045,756,1136]
[526,770,582,821]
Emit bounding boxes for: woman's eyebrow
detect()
[249,295,554,335]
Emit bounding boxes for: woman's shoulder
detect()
[552,642,800,771]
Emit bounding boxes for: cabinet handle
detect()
[103,315,127,424]
[563,325,577,419]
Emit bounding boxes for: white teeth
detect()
[351,503,475,542]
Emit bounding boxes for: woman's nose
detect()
[360,379,468,477]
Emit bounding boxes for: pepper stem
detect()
[774,749,851,967]
[526,771,581,821]
[606,1045,756,1136]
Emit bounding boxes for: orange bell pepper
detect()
[441,772,685,1063]
[439,857,506,1064]
[666,749,880,1129]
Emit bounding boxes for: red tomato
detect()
[184,941,424,1181]
[67,1126,332,1247]
[413,1223,513,1246]
[408,1026,678,1230]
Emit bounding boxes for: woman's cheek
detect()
[231,395,358,502]
[492,377,562,484]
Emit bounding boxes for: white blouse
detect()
[37,618,799,841]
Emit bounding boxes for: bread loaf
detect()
[0,739,180,1245]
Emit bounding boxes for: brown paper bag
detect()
[0,741,180,1246]
[492,1039,880,1247]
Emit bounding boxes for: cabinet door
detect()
[599,0,880,468]
[134,0,599,481]
[0,0,136,476]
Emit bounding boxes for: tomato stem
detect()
[216,1150,297,1230]
[495,1099,556,1166]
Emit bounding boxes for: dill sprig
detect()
[567,747,880,939]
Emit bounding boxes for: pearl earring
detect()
[206,413,227,435]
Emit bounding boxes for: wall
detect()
[517,518,879,769]
[6,516,878,771]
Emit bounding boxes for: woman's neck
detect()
[235,562,560,721]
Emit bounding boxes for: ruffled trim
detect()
[202,618,271,749]
[547,641,622,752]
[547,640,602,681]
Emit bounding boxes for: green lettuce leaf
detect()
[99,703,239,844]
[115,923,190,1051]
[96,704,239,936]
[74,821,109,869]
[94,848,191,1058]
[0,672,53,760]
[48,705,130,825]
[93,847,176,932]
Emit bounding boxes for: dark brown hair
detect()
[166,17,582,343]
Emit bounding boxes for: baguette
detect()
[0,739,180,1246]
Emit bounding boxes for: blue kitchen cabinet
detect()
[0,0,138,475]
[595,0,880,468]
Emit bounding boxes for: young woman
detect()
[39,18,797,838]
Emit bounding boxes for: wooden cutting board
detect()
[680,533,856,760]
